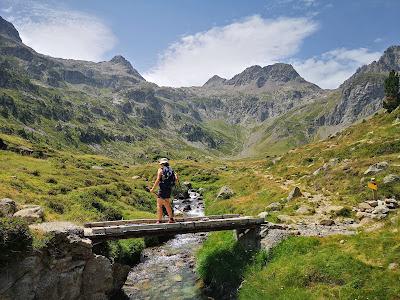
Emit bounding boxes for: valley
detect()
[0,13,399,300]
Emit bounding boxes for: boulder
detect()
[174,210,184,217]
[358,202,373,212]
[91,165,104,170]
[13,205,44,224]
[319,219,335,226]
[367,200,379,207]
[388,262,398,270]
[216,186,234,199]
[372,206,389,215]
[182,181,192,190]
[131,175,140,180]
[0,198,17,217]
[82,255,113,298]
[276,215,293,223]
[287,187,302,201]
[363,161,389,175]
[356,211,369,220]
[266,202,282,211]
[322,205,345,215]
[383,174,400,184]
[257,212,269,219]
[0,222,127,300]
[29,221,84,237]
[384,198,398,209]
[313,163,329,176]
[295,205,314,215]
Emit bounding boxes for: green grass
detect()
[240,221,400,299]
[196,231,258,299]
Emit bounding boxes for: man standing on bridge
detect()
[150,158,177,223]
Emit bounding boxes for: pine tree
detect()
[383,70,400,113]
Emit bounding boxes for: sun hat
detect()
[159,158,169,164]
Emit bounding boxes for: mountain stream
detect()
[122,191,208,299]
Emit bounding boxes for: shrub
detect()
[0,217,33,267]
[197,231,257,299]
[47,200,65,214]
[102,207,123,221]
[46,177,58,184]
[94,238,145,266]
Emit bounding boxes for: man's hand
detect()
[150,187,155,193]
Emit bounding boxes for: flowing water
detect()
[122,191,208,300]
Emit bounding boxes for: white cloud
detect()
[1,0,117,61]
[144,15,318,87]
[293,48,382,89]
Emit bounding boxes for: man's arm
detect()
[150,168,162,193]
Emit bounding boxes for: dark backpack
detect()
[160,166,176,188]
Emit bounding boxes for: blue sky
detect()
[1,0,399,88]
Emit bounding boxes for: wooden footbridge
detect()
[84,214,265,250]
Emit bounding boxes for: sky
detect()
[0,0,399,88]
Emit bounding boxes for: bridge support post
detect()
[235,225,261,251]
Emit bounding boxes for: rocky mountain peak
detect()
[0,16,22,42]
[108,55,145,80]
[263,63,301,82]
[226,63,302,87]
[203,75,227,87]
[376,45,400,71]
[110,55,133,68]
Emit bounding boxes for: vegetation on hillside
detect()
[196,109,400,299]
[384,70,400,113]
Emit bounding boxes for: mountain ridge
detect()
[0,15,398,161]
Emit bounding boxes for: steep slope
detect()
[0,15,398,161]
[328,46,400,125]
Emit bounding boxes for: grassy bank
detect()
[240,218,400,299]
[195,110,400,299]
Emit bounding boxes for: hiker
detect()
[150,158,178,223]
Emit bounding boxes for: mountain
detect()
[0,15,398,161]
[0,16,21,42]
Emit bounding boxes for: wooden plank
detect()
[85,217,264,241]
[84,214,241,228]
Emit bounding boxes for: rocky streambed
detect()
[122,191,208,300]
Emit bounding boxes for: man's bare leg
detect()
[164,198,175,222]
[156,198,163,222]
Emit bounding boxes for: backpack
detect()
[160,166,176,188]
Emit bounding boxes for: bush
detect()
[197,231,257,299]
[0,217,33,267]
[94,238,145,266]
[102,207,123,221]
[47,200,65,214]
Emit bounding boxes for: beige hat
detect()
[159,158,169,164]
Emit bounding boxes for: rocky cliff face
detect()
[328,46,400,125]
[0,222,129,300]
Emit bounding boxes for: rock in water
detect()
[0,198,17,217]
[182,181,192,190]
[287,187,302,201]
[217,186,234,199]
[13,205,44,224]
[183,205,191,212]
[363,161,389,175]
